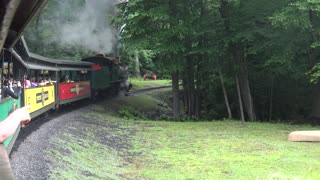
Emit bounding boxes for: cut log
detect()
[288,131,320,142]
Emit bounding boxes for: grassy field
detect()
[48,90,320,179]
[129,78,171,90]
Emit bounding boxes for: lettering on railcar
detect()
[70,84,84,95]
[36,88,49,105]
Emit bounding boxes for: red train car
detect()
[28,53,93,106]
[59,81,91,104]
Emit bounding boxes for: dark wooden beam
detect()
[0,0,21,50]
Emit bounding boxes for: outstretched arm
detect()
[0,106,31,143]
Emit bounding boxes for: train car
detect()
[0,96,22,153]
[0,48,93,152]
[1,48,93,119]
[81,55,129,96]
[28,53,92,106]
[0,0,48,156]
[81,55,113,95]
[58,81,91,105]
[0,49,26,152]
[18,52,59,118]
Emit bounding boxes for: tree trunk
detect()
[269,76,274,121]
[219,0,231,32]
[195,61,202,118]
[182,78,189,114]
[134,52,140,77]
[308,9,320,123]
[234,46,256,120]
[310,85,320,124]
[188,59,195,116]
[182,52,197,117]
[219,69,232,119]
[236,76,245,122]
[219,0,255,120]
[172,70,180,120]
[195,89,200,118]
[309,10,320,42]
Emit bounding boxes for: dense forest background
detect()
[25,0,320,124]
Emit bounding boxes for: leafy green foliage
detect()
[114,0,320,122]
[308,63,320,83]
[119,47,157,76]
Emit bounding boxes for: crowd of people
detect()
[1,72,84,100]
[24,76,54,88]
[0,75,56,100]
[0,77,22,100]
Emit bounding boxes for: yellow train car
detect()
[23,85,56,118]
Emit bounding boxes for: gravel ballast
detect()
[10,106,91,180]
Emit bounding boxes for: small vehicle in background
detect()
[143,71,157,80]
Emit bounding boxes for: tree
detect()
[270,0,320,123]
[116,0,189,120]
[115,0,318,123]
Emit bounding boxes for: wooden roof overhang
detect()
[29,53,93,71]
[0,0,48,50]
[81,56,114,66]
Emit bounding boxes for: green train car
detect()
[81,55,129,96]
[0,97,21,153]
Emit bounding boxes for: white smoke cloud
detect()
[57,0,118,54]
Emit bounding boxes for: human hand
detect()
[13,106,32,127]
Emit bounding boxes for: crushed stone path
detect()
[10,106,91,180]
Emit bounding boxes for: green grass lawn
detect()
[48,91,320,179]
[130,120,320,179]
[130,78,171,90]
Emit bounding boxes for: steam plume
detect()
[57,0,117,54]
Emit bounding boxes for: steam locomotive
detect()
[0,38,129,153]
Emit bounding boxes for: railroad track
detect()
[126,85,171,96]
[11,99,91,151]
